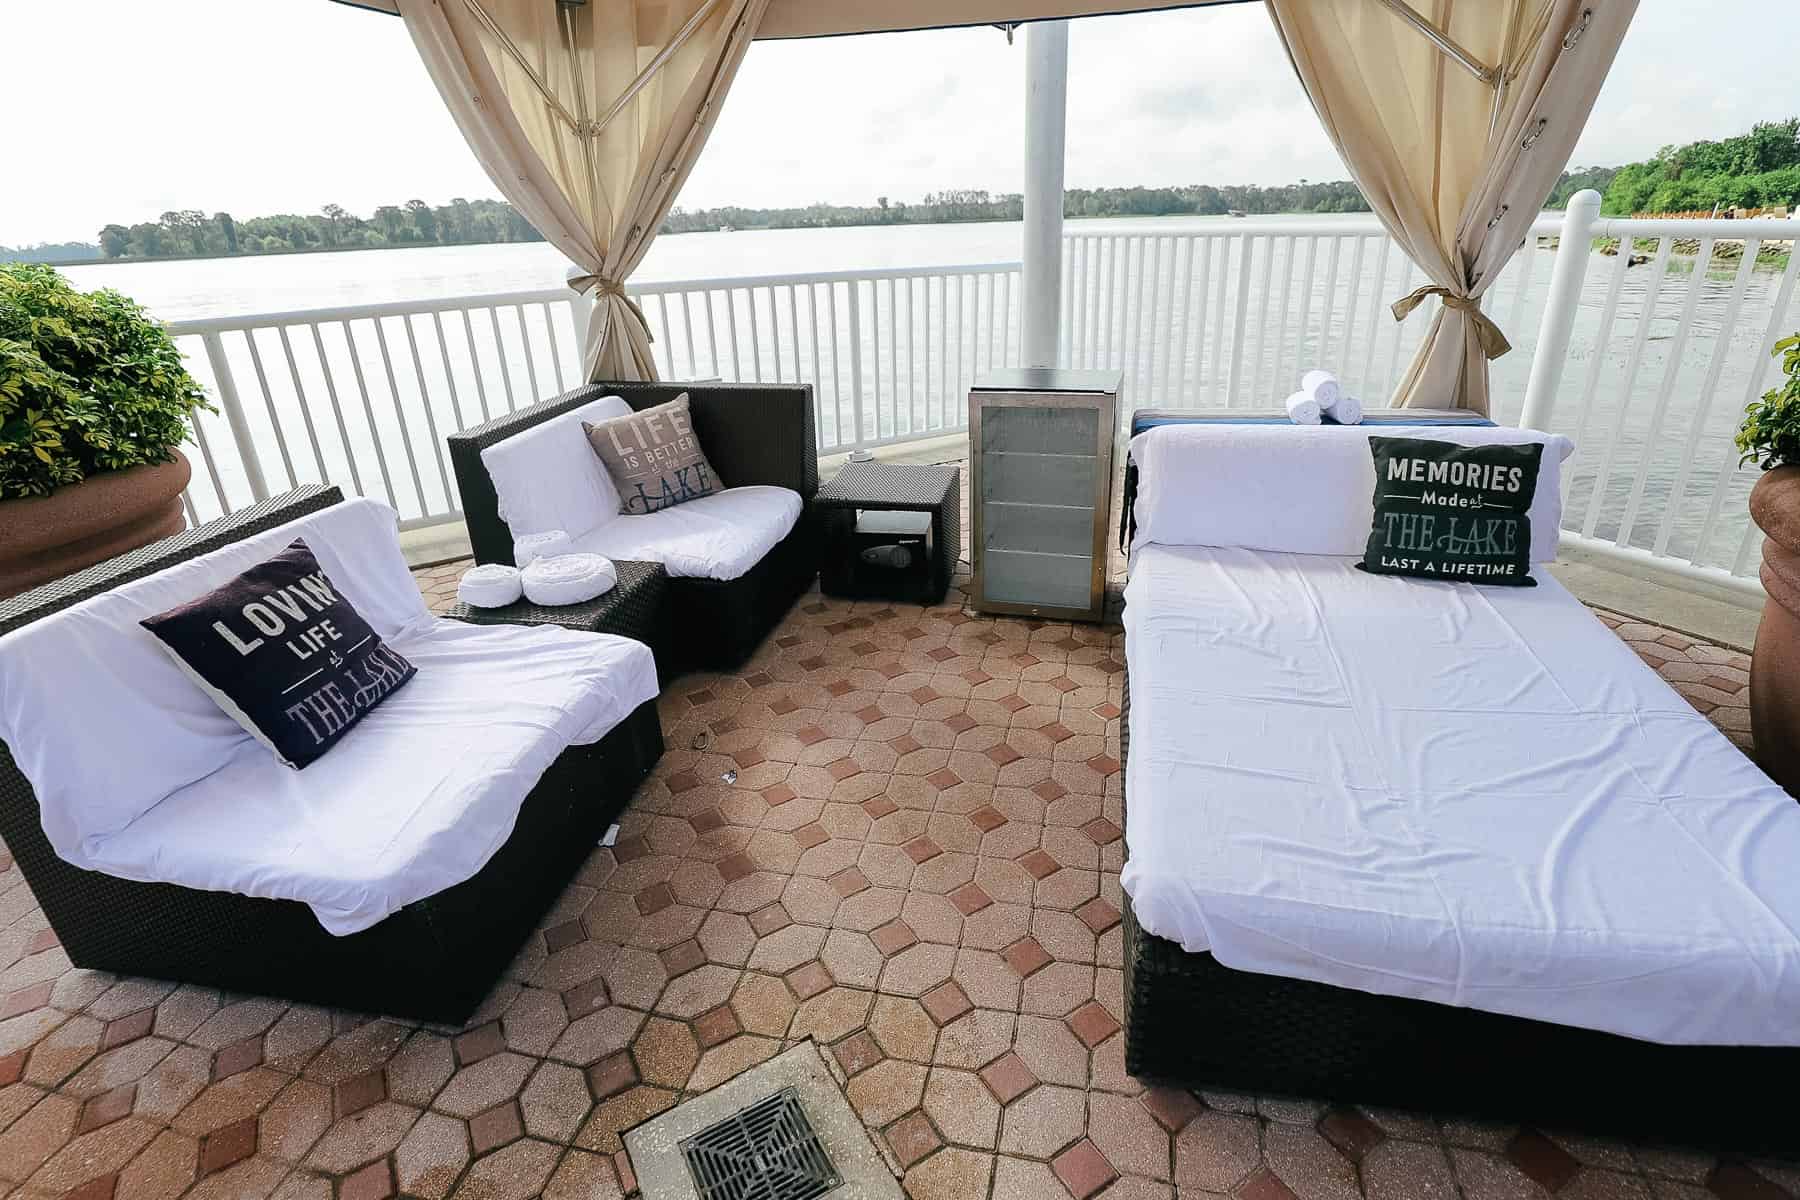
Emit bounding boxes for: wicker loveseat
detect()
[448,381,821,674]
[0,486,663,1023]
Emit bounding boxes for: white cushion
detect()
[0,498,427,861]
[80,619,658,935]
[568,485,802,582]
[480,395,632,547]
[1129,423,1574,564]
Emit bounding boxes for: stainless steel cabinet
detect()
[968,369,1120,622]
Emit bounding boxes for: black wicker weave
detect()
[814,460,962,605]
[1118,661,1800,1154]
[0,488,664,1023]
[447,381,821,672]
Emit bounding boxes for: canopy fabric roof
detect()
[331,0,1247,38]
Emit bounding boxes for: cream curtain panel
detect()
[398,0,768,381]
[1265,0,1635,415]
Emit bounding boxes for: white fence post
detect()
[1519,188,1602,431]
[565,263,596,376]
[201,331,270,503]
[846,280,867,449]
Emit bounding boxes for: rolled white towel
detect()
[1285,390,1322,425]
[457,563,523,609]
[522,553,618,606]
[513,529,572,568]
[1300,369,1342,411]
[1328,393,1364,425]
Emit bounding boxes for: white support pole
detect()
[1022,20,1069,368]
[1519,188,1601,431]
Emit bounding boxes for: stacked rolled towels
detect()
[457,563,523,609]
[514,529,573,568]
[522,553,618,607]
[1291,368,1363,425]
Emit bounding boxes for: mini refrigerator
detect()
[968,369,1120,622]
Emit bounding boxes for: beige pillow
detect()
[582,393,722,515]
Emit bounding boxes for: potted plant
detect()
[1737,331,1800,793]
[0,263,212,599]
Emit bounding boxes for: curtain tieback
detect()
[568,273,655,342]
[1390,286,1512,359]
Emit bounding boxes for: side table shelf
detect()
[813,461,962,606]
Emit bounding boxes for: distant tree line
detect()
[0,241,100,265]
[1597,118,1800,215]
[663,179,1371,233]
[99,198,543,259]
[13,121,1795,267]
[0,198,549,264]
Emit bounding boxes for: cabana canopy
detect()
[332,1,1247,39]
[333,0,1634,411]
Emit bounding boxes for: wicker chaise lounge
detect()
[448,380,821,673]
[1117,419,1800,1155]
[0,486,664,1023]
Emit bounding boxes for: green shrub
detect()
[1737,334,1800,470]
[0,263,210,499]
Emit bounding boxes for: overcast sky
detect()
[1,2,1792,246]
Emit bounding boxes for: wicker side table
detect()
[444,558,672,671]
[813,460,961,605]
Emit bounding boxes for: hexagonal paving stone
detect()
[1174,1110,1262,1193]
[922,1067,1000,1149]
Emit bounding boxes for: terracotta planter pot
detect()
[1749,464,1800,795]
[0,453,190,601]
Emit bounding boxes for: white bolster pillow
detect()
[457,564,523,608]
[513,529,573,568]
[522,553,618,606]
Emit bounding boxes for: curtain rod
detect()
[1370,0,1497,85]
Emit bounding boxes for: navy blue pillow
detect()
[141,539,416,768]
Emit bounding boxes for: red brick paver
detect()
[0,558,1772,1200]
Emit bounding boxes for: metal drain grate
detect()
[680,1087,841,1200]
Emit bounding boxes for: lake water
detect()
[61,213,1800,577]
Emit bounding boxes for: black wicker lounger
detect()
[1119,655,1800,1156]
[0,486,664,1024]
[448,381,821,674]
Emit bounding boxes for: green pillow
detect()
[1359,437,1544,587]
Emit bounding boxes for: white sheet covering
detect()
[480,395,632,541]
[568,485,802,581]
[1120,544,1800,1045]
[0,497,660,935]
[89,619,656,935]
[1129,423,1574,564]
[0,499,429,854]
[479,396,800,582]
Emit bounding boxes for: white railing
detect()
[1054,204,1800,602]
[168,263,1022,531]
[1526,201,1800,601]
[169,204,1798,603]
